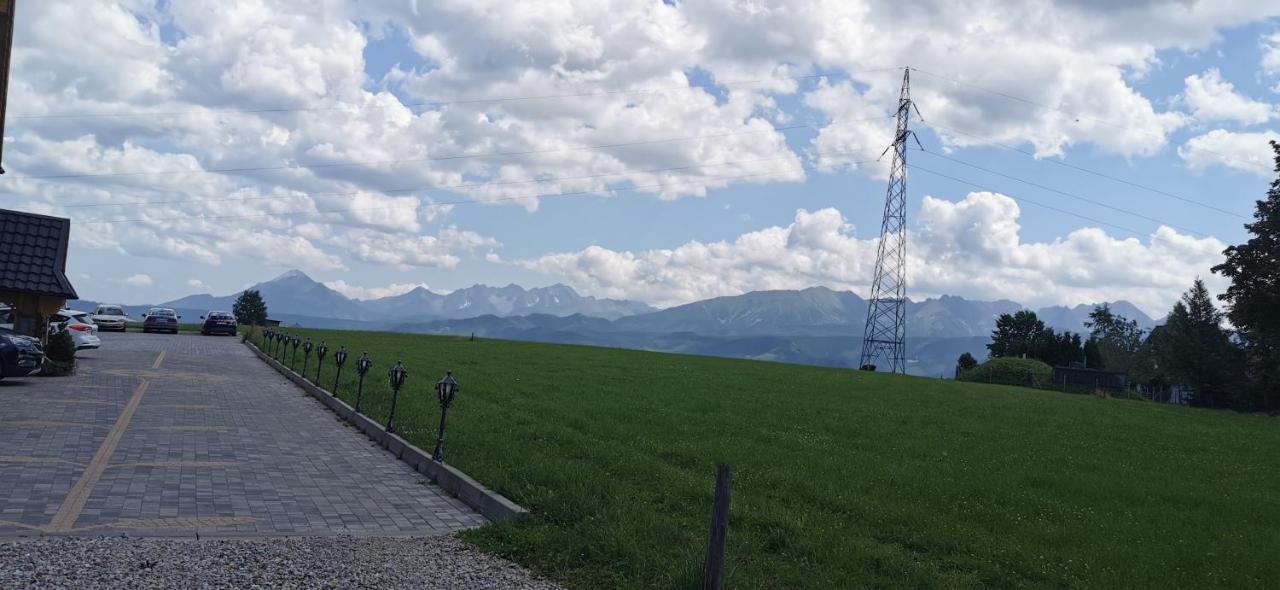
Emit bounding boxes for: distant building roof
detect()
[0,208,78,299]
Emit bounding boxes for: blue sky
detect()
[4,2,1279,315]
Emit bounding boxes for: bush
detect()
[958,357,1053,388]
[42,329,77,376]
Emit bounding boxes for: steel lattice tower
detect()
[858,68,918,374]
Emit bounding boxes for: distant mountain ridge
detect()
[161,270,654,322]
[77,270,1159,378]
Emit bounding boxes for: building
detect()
[0,208,79,337]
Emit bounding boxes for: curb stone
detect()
[244,340,530,523]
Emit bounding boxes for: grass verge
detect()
[253,329,1279,589]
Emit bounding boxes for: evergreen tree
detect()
[1085,304,1145,374]
[1153,280,1245,408]
[1212,140,1280,413]
[1083,338,1104,369]
[957,352,978,373]
[233,289,269,326]
[987,310,1045,359]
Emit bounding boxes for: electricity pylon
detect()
[859,68,920,374]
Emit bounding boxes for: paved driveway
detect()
[0,332,487,537]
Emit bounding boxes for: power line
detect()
[2,116,888,182]
[910,66,1256,177]
[911,164,1184,241]
[916,147,1209,237]
[10,68,905,121]
[917,119,1248,219]
[78,160,875,226]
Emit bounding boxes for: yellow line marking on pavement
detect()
[70,516,257,532]
[107,460,237,469]
[42,399,122,406]
[46,379,151,533]
[0,519,44,531]
[1,420,109,429]
[152,351,166,369]
[0,455,84,467]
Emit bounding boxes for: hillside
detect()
[258,328,1280,589]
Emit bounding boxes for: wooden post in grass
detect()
[703,464,732,590]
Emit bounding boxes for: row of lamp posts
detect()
[260,328,461,462]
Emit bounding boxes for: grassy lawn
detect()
[252,329,1279,589]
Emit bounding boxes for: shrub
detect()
[42,329,77,376]
[957,352,978,372]
[958,357,1053,388]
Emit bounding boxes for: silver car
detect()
[91,304,130,332]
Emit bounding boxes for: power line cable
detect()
[2,116,888,182]
[917,119,1248,219]
[916,147,1208,236]
[10,67,904,121]
[911,163,1191,242]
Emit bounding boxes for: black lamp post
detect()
[385,361,408,433]
[315,342,328,384]
[432,372,460,462]
[354,352,372,413]
[333,346,348,394]
[301,338,313,377]
[276,332,285,358]
[263,328,273,351]
[291,336,301,368]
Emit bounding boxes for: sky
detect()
[3,1,1279,316]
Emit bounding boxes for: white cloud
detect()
[332,226,499,270]
[187,279,208,290]
[521,192,1226,315]
[1178,129,1280,175]
[122,273,154,287]
[1182,69,1274,125]
[5,0,1280,301]
[1263,31,1280,78]
[323,280,431,300]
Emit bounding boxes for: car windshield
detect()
[98,306,124,315]
[149,309,176,317]
[70,313,94,325]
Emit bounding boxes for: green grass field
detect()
[251,329,1279,589]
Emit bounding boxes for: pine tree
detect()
[1153,279,1244,408]
[1212,140,1280,413]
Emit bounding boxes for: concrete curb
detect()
[244,340,529,524]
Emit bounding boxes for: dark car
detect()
[0,327,43,380]
[200,311,238,336]
[141,308,181,334]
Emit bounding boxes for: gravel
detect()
[0,534,563,589]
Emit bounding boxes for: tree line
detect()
[963,141,1280,414]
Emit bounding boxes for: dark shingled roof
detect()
[0,208,78,299]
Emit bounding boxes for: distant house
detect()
[1052,366,1128,391]
[264,318,282,327]
[0,209,79,337]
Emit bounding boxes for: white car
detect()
[49,309,101,351]
[90,304,130,332]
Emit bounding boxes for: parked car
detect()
[0,326,43,380]
[141,308,180,334]
[0,306,12,331]
[90,304,130,332]
[49,309,102,350]
[200,311,238,336]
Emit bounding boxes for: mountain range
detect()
[72,270,1158,378]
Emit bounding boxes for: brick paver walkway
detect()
[0,332,487,537]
